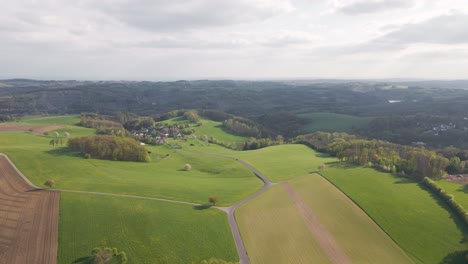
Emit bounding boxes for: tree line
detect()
[68,135,149,162]
[295,132,456,179]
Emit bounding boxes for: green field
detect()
[322,167,468,264]
[298,112,372,133]
[289,174,412,263]
[58,192,238,264]
[230,144,336,182]
[15,115,81,125]
[236,184,330,264]
[163,117,246,143]
[437,180,468,208]
[0,131,262,206]
[237,174,412,264]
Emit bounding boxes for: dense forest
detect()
[296,132,464,179]
[3,79,468,148]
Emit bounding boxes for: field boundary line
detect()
[316,172,419,263]
[0,153,42,189]
[282,181,351,264]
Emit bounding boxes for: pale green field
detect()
[58,192,238,264]
[236,184,330,264]
[322,167,468,263]
[289,174,412,263]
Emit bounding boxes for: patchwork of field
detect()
[0,131,262,206]
[0,155,59,264]
[1,115,467,264]
[322,167,468,264]
[236,174,412,264]
[298,112,372,133]
[58,192,238,264]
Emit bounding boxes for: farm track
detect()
[0,154,59,264]
[282,181,351,264]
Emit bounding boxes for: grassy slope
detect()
[289,174,412,263]
[163,117,246,143]
[58,192,237,264]
[0,131,262,206]
[322,167,467,264]
[230,144,336,182]
[298,112,372,133]
[236,184,330,264]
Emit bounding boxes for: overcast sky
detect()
[1,0,468,80]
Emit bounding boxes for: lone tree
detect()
[44,179,55,188]
[209,196,219,206]
[183,163,192,171]
[318,164,327,171]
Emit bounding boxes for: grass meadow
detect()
[437,180,468,208]
[322,166,468,264]
[0,131,262,206]
[58,192,238,264]
[230,144,337,182]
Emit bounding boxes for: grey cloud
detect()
[120,37,250,50]
[334,0,415,15]
[90,0,294,31]
[381,13,468,44]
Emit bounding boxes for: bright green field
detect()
[298,112,372,133]
[229,144,337,182]
[322,167,468,264]
[289,174,412,263]
[0,131,262,206]
[236,184,330,264]
[58,192,237,264]
[163,117,246,143]
[437,180,468,209]
[15,115,81,125]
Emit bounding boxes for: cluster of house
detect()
[131,125,185,145]
[432,123,457,136]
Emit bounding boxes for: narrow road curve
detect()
[178,149,276,264]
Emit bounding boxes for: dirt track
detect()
[0,155,59,264]
[0,124,64,134]
[282,182,351,264]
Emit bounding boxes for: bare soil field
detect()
[0,155,59,264]
[0,124,63,134]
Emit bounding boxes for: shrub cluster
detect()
[422,177,468,226]
[68,135,149,162]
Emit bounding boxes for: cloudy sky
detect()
[1,0,468,80]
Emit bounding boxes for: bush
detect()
[183,164,192,171]
[84,153,91,159]
[44,179,55,188]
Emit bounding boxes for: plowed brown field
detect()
[0,155,59,264]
